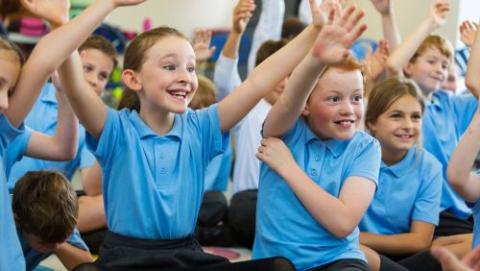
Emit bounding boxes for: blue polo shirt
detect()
[204,144,232,192]
[86,106,229,240]
[6,83,95,188]
[360,147,442,235]
[472,201,480,248]
[422,90,478,219]
[19,228,89,271]
[252,119,381,270]
[0,115,26,270]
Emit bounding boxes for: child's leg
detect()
[361,245,381,271]
[312,259,371,271]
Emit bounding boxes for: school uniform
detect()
[86,105,229,268]
[0,114,26,270]
[18,228,89,271]
[5,83,95,189]
[471,201,480,248]
[360,147,442,235]
[253,118,381,271]
[422,90,478,230]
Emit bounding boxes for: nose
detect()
[339,101,354,115]
[0,90,9,112]
[177,69,192,85]
[402,117,414,130]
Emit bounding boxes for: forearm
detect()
[387,19,436,74]
[447,112,480,202]
[218,25,319,131]
[54,243,93,270]
[381,13,401,50]
[222,31,242,59]
[279,164,366,238]
[49,92,78,159]
[263,53,326,137]
[361,232,432,255]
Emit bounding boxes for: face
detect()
[368,95,422,163]
[24,232,61,253]
[442,64,458,93]
[264,76,288,105]
[131,36,198,115]
[303,68,364,140]
[405,47,450,96]
[0,50,21,114]
[80,49,114,95]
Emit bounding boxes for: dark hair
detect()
[255,39,288,67]
[281,17,307,40]
[79,35,118,68]
[12,171,78,244]
[118,26,187,112]
[0,37,25,66]
[0,0,22,18]
[366,77,425,131]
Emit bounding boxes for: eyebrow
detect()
[160,53,196,61]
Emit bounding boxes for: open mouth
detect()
[395,134,414,141]
[167,89,188,101]
[334,119,355,128]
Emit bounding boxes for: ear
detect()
[404,62,414,77]
[122,69,142,92]
[366,120,377,135]
[301,103,310,117]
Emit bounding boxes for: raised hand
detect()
[232,0,255,34]
[428,0,450,29]
[370,0,391,16]
[312,5,367,65]
[460,21,479,47]
[20,0,70,27]
[192,29,216,63]
[257,138,296,175]
[365,40,390,81]
[310,0,343,29]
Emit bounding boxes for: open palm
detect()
[312,5,367,65]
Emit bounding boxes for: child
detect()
[54,0,326,268]
[254,5,379,271]
[447,21,480,249]
[360,77,443,271]
[387,0,478,256]
[12,171,91,270]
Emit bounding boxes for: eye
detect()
[427,59,436,65]
[352,95,363,102]
[390,113,401,119]
[83,65,93,72]
[327,96,341,103]
[99,72,109,81]
[187,66,195,73]
[442,63,449,70]
[163,64,176,71]
[412,113,422,121]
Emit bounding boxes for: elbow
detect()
[447,165,466,190]
[465,77,480,97]
[52,146,77,161]
[329,222,357,239]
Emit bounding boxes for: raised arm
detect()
[447,107,480,203]
[26,75,78,161]
[386,0,449,76]
[213,0,255,101]
[460,21,478,48]
[465,21,480,97]
[192,29,216,67]
[370,0,401,50]
[263,4,366,138]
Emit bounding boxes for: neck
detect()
[139,105,175,136]
[381,147,408,166]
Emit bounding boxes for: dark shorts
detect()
[309,259,370,271]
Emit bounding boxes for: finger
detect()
[431,247,463,271]
[349,24,367,45]
[345,9,365,32]
[464,246,480,266]
[338,5,356,28]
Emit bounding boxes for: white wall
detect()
[105,1,236,38]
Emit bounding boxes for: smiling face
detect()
[368,94,422,165]
[405,46,450,97]
[124,34,198,118]
[303,67,364,140]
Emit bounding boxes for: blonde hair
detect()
[410,35,453,64]
[189,75,216,110]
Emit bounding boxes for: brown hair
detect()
[0,37,25,66]
[118,26,187,112]
[79,35,118,68]
[255,39,288,67]
[189,75,216,110]
[12,171,78,244]
[281,17,307,40]
[0,0,22,17]
[410,35,453,64]
[365,77,425,131]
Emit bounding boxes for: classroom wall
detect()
[105,1,236,38]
